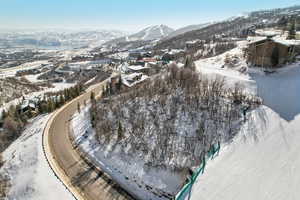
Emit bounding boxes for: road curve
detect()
[43,78,134,200]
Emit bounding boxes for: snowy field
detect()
[0,115,74,200]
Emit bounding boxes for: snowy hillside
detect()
[184,40,300,200]
[0,115,74,200]
[155,5,300,50]
[71,65,261,199]
[0,29,126,49]
[190,106,300,200]
[104,25,174,46]
[129,25,174,41]
[166,23,212,39]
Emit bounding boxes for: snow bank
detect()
[0,115,74,200]
[190,106,300,200]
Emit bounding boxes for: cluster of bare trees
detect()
[192,41,237,61]
[0,105,25,153]
[91,65,261,171]
[0,154,10,199]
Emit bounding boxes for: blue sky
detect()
[0,0,299,31]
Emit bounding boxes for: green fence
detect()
[175,142,220,200]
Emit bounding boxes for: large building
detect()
[246,37,300,68]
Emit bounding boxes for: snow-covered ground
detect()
[190,106,300,200]
[2,34,296,200]
[195,43,300,121]
[71,106,178,200]
[24,73,45,83]
[0,60,49,78]
[0,115,74,200]
[69,41,300,200]
[250,64,300,121]
[188,42,300,200]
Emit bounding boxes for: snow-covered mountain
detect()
[128,24,174,41]
[104,25,174,46]
[0,30,126,49]
[166,23,213,38]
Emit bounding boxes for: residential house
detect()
[127,65,150,75]
[20,99,37,115]
[246,36,300,68]
[121,73,149,88]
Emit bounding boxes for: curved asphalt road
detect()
[43,78,134,200]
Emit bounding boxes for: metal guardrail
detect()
[175,143,221,200]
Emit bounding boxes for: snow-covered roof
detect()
[169,49,185,55]
[255,29,281,37]
[21,100,35,110]
[122,72,143,81]
[186,39,202,45]
[117,63,129,73]
[273,38,300,47]
[247,36,268,45]
[121,73,149,87]
[248,36,300,47]
[127,65,149,71]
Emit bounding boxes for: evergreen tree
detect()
[106,84,111,95]
[102,85,106,97]
[116,76,122,91]
[54,95,59,109]
[37,100,47,114]
[117,121,123,140]
[90,92,95,102]
[64,89,69,102]
[47,98,55,113]
[77,102,81,113]
[287,20,296,40]
[59,93,65,105]
[1,110,7,121]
